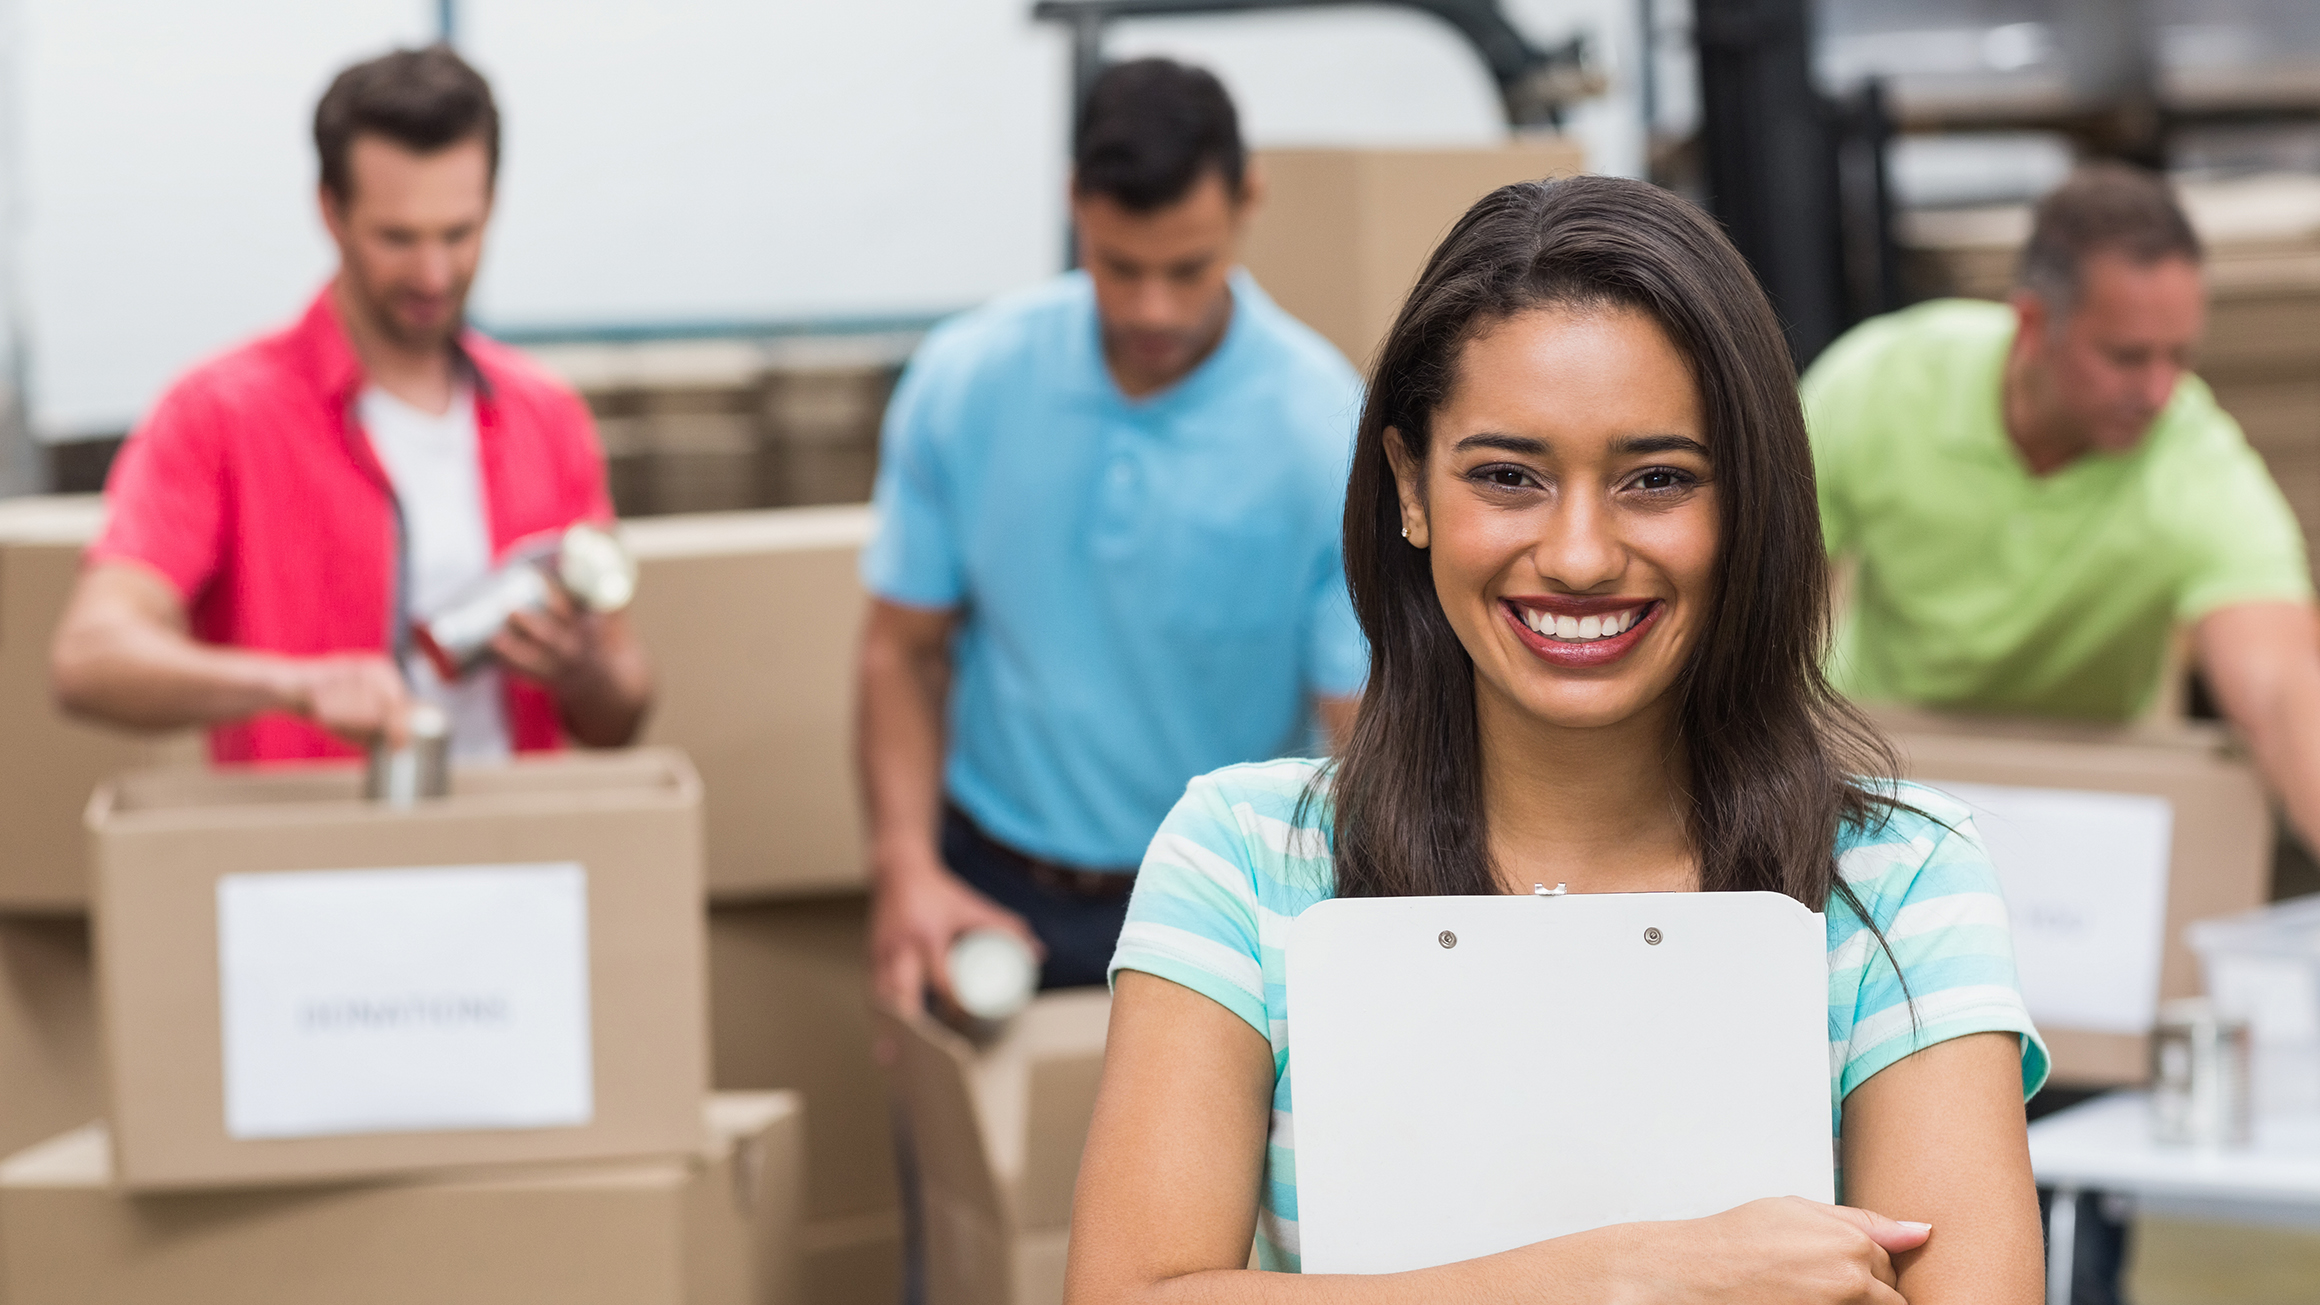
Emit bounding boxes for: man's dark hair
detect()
[2018,163,2202,314]
[315,44,500,201]
[1072,58,1245,213]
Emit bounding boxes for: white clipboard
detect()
[1288,890,1834,1274]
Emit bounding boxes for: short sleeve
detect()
[1834,804,2050,1102]
[88,381,227,602]
[1304,538,1368,700]
[2173,426,2313,622]
[859,350,965,609]
[1109,776,1271,1041]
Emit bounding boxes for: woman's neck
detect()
[1474,679,1697,896]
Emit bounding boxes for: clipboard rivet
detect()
[1644,927,1663,945]
[1438,930,1457,949]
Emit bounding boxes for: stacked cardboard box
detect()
[0,496,199,909]
[0,1092,802,1305]
[0,746,809,1300]
[0,918,102,1163]
[1872,708,2275,1086]
[1240,140,1587,372]
[1898,172,2320,567]
[620,505,904,1300]
[0,495,902,1296]
[623,507,872,900]
[878,991,1112,1305]
[86,751,710,1189]
[0,499,188,1176]
[711,900,900,1305]
[531,339,909,518]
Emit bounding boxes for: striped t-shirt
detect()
[1107,758,2051,1273]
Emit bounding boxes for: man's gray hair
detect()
[2017,163,2202,319]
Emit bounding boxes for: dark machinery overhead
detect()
[1030,0,1604,130]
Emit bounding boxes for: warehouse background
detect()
[0,0,1646,457]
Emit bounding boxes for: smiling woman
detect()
[1065,176,2053,1305]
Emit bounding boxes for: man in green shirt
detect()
[1807,164,2320,852]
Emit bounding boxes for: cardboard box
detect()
[1240,141,1587,370]
[88,748,709,1190]
[1874,709,2274,1086]
[876,990,1111,1305]
[0,1092,802,1305]
[759,365,895,508]
[798,1210,904,1305]
[627,509,873,900]
[708,898,895,1218]
[0,495,200,911]
[706,897,903,1304]
[0,917,102,1163]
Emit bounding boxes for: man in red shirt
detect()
[50,45,650,763]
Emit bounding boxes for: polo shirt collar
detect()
[1075,267,1261,416]
[1968,313,2172,486]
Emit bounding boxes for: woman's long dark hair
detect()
[1326,174,1903,923]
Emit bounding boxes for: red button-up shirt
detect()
[91,286,616,764]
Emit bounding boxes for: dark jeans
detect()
[939,806,1134,990]
[2030,1086,2130,1305]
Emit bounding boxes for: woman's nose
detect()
[1532,495,1622,591]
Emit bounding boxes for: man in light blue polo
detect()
[854,58,1364,1013]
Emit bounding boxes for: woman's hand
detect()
[1614,1197,1929,1304]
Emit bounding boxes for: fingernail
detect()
[1897,1221,1932,1233]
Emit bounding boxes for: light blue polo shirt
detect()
[862,269,1367,869]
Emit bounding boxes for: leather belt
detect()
[947,805,1137,901]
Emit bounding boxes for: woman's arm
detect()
[1066,972,1930,1305]
[1839,1032,2044,1304]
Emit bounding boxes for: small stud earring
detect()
[1400,524,1410,539]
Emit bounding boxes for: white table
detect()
[2027,1092,2320,1303]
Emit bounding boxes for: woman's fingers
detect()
[1830,1204,1933,1254]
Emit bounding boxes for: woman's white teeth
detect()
[1521,606,1641,641]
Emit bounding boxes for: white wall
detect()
[20,0,433,437]
[15,0,1644,441]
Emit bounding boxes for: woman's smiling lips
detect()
[1500,595,1663,668]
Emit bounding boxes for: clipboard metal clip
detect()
[1532,883,1567,897]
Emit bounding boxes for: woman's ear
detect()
[1382,427,1431,549]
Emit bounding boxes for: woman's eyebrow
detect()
[1452,433,1550,456]
[1614,433,1709,457]
[1451,432,1708,458]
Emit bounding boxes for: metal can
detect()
[2151,997,2253,1147]
[414,523,638,680]
[365,702,452,807]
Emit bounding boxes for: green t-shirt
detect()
[1804,298,2312,720]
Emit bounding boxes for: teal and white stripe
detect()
[1109,758,2050,1273]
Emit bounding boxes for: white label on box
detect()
[217,863,593,1139]
[1936,782,2173,1035]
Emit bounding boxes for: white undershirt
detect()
[358,384,513,762]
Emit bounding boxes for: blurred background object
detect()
[0,0,1628,508]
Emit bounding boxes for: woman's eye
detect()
[1631,467,1692,493]
[1476,465,1532,489]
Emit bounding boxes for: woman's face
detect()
[1388,304,1718,732]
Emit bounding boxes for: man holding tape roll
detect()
[857,59,1367,1012]
[51,45,651,763]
